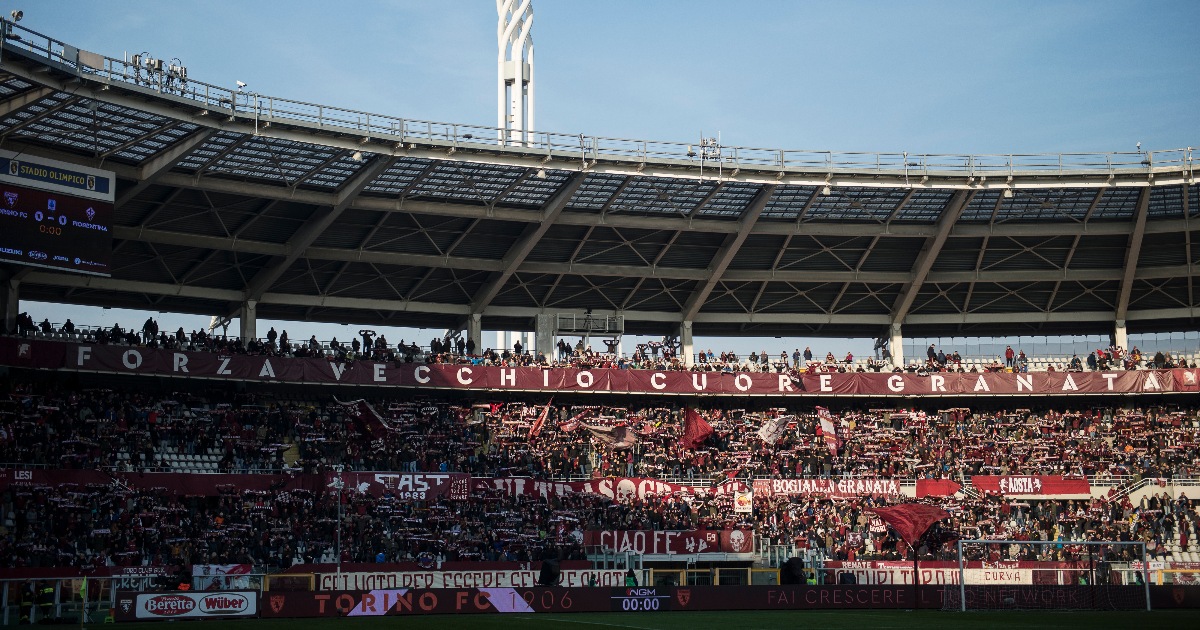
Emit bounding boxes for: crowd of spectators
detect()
[1,378,1198,573]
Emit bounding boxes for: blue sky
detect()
[15,1,1200,358]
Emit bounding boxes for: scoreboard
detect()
[0,150,114,276]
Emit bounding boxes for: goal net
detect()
[941,539,1150,611]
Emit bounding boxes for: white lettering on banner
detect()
[768,478,900,496]
[577,371,593,388]
[930,375,945,392]
[373,363,386,382]
[734,374,752,392]
[1062,374,1078,391]
[77,346,91,365]
[330,362,347,381]
[122,349,143,369]
[173,353,188,373]
[316,570,627,591]
[259,360,275,378]
[1016,374,1033,391]
[819,374,832,392]
[1103,373,1118,390]
[1144,372,1161,390]
[998,476,1043,494]
[887,375,904,392]
[691,373,707,391]
[414,365,430,384]
[456,367,473,385]
[651,372,666,390]
[543,369,550,387]
[499,368,515,387]
[217,357,232,375]
[829,567,963,586]
[964,568,1032,585]
[973,375,990,392]
[778,374,794,392]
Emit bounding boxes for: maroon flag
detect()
[870,504,951,545]
[583,423,638,450]
[558,408,591,433]
[680,407,714,450]
[334,398,392,439]
[528,398,554,439]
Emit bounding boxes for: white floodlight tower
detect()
[497,0,534,146]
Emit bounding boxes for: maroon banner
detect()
[472,476,744,501]
[583,529,755,555]
[915,478,962,498]
[752,478,901,498]
[0,468,464,501]
[970,475,1091,495]
[0,337,1188,397]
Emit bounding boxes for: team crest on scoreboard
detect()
[270,595,285,613]
[676,588,690,607]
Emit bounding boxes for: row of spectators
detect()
[11,316,1196,373]
[3,385,1199,483]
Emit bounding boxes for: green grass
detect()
[139,610,1198,630]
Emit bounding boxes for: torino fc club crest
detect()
[676,588,691,607]
[270,595,285,613]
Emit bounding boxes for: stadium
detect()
[0,2,1197,628]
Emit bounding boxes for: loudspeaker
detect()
[780,557,806,585]
[537,560,561,587]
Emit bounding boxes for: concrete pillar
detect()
[238,300,257,341]
[1114,319,1128,351]
[1,270,17,335]
[678,320,694,366]
[535,313,554,359]
[889,322,903,367]
[467,313,482,356]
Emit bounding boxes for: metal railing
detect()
[1,18,1194,180]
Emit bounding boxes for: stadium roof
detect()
[0,20,1197,339]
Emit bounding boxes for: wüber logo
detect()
[199,593,249,614]
[144,595,195,616]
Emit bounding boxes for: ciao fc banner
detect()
[1,338,1192,397]
[115,591,256,621]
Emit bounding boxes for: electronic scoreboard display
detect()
[0,151,114,276]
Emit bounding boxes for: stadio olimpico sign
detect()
[2,338,1197,397]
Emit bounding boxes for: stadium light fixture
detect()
[236,81,247,91]
[351,151,363,162]
[821,185,831,196]
[1003,188,1014,198]
[10,10,22,22]
[536,168,547,179]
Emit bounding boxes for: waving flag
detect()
[817,406,839,455]
[680,407,714,450]
[334,398,394,439]
[757,414,791,445]
[584,423,638,450]
[528,398,554,439]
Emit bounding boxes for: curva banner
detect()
[0,338,1190,397]
[116,591,257,621]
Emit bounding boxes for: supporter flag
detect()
[870,504,951,546]
[816,407,839,455]
[583,423,638,450]
[334,397,393,439]
[733,488,753,513]
[680,407,714,450]
[558,408,591,433]
[757,414,791,445]
[528,398,554,439]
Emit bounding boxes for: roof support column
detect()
[678,320,694,367]
[239,300,257,342]
[1,268,19,335]
[535,313,554,360]
[1113,319,1128,351]
[1115,187,1151,330]
[467,313,482,356]
[889,322,904,368]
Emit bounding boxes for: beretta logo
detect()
[200,593,249,614]
[270,595,285,613]
[676,588,691,606]
[145,594,195,616]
